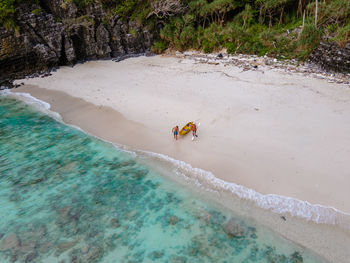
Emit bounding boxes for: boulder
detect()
[222,218,245,237]
[0,233,20,251]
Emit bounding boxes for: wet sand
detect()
[14,56,350,214]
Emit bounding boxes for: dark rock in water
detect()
[133,168,149,179]
[104,235,117,251]
[222,218,245,237]
[57,241,77,255]
[168,215,179,225]
[209,210,226,224]
[70,254,81,263]
[199,211,211,224]
[19,242,36,253]
[59,206,72,220]
[110,218,120,228]
[25,251,38,262]
[10,254,18,263]
[82,244,103,262]
[69,248,84,263]
[39,242,52,254]
[217,53,223,58]
[38,225,47,237]
[149,250,164,259]
[127,210,138,219]
[0,233,4,239]
[81,245,89,254]
[290,251,303,263]
[0,233,20,251]
[169,255,187,263]
[250,233,257,239]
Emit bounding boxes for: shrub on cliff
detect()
[151,40,168,54]
[0,0,16,30]
[2,0,348,62]
[333,24,350,47]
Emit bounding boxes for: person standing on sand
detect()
[172,126,179,140]
[191,123,198,138]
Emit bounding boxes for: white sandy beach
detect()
[14,55,350,215]
[10,55,350,262]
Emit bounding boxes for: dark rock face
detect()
[308,41,350,73]
[0,0,154,81]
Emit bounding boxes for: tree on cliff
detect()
[147,0,185,19]
[0,0,15,30]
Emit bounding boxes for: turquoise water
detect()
[0,95,325,263]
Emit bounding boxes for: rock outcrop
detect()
[308,41,350,73]
[0,0,154,82]
[0,0,348,84]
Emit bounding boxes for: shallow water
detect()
[0,96,326,262]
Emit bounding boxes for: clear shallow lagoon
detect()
[0,96,325,262]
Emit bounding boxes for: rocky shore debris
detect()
[171,51,350,86]
[309,41,350,74]
[112,51,155,62]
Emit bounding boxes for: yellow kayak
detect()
[179,122,193,136]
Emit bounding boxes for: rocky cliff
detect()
[308,41,350,73]
[0,0,349,85]
[0,0,153,83]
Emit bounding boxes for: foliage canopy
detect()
[1,0,348,60]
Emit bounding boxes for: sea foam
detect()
[0,89,62,121]
[139,150,350,228]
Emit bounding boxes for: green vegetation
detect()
[112,0,349,60]
[31,8,41,15]
[153,0,349,59]
[73,0,94,8]
[1,0,349,61]
[0,0,16,30]
[151,40,168,54]
[1,0,37,30]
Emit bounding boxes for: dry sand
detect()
[10,55,350,262]
[14,56,350,215]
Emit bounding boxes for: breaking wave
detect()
[2,88,350,230]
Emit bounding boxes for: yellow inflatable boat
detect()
[179,122,193,136]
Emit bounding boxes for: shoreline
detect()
[7,87,350,222]
[3,88,350,262]
[7,54,350,260]
[12,55,350,214]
